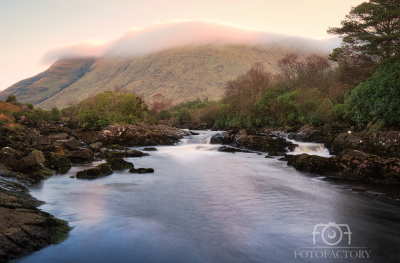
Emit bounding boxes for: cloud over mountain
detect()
[40,20,340,64]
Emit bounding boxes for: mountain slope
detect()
[34,44,324,109]
[0,58,95,105]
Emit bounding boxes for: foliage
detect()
[5,95,17,103]
[327,0,400,61]
[158,109,172,120]
[345,55,400,126]
[25,103,34,110]
[71,91,151,128]
[177,107,192,121]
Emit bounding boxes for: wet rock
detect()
[190,131,199,135]
[14,150,45,171]
[66,148,93,160]
[88,142,103,152]
[290,125,326,143]
[76,163,113,178]
[285,150,400,183]
[0,182,72,262]
[127,149,149,157]
[217,146,252,153]
[0,147,23,168]
[142,147,157,151]
[129,168,154,173]
[65,117,79,129]
[49,133,69,140]
[76,124,188,146]
[36,121,72,135]
[106,144,124,150]
[106,158,134,170]
[62,138,81,151]
[43,152,71,173]
[210,132,234,144]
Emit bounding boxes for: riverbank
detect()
[0,170,71,262]
[209,125,400,184]
[0,115,189,261]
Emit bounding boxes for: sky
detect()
[0,0,366,91]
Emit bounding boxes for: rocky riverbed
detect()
[210,125,400,184]
[0,116,190,261]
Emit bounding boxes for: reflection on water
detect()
[18,131,400,263]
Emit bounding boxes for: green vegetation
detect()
[48,217,73,244]
[5,95,17,103]
[211,54,350,129]
[328,0,400,61]
[63,91,153,128]
[345,55,400,126]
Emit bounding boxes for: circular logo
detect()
[321,225,343,245]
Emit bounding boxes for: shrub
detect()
[74,91,150,128]
[5,95,17,103]
[345,55,400,125]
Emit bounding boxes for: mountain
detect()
[0,58,95,105]
[1,44,328,109]
[0,21,337,109]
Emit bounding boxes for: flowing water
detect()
[17,131,400,263]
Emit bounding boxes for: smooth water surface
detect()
[18,131,400,263]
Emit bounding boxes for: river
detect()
[17,131,400,262]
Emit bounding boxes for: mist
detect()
[41,20,341,64]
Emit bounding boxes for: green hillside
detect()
[0,58,95,105]
[1,45,326,109]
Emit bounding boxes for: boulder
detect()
[127,149,149,157]
[76,163,113,178]
[106,158,134,170]
[62,139,81,151]
[88,142,103,152]
[43,152,71,173]
[129,168,154,173]
[285,150,400,183]
[290,125,326,143]
[217,146,252,153]
[66,149,93,160]
[76,124,189,146]
[0,147,23,168]
[49,133,69,140]
[142,147,157,151]
[210,132,234,144]
[15,150,45,171]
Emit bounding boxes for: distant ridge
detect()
[0,21,337,109]
[0,58,95,105]
[0,44,328,109]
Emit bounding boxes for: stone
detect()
[49,133,69,140]
[88,142,103,152]
[142,147,157,151]
[127,149,149,157]
[76,163,113,178]
[14,150,45,171]
[129,168,154,173]
[106,158,134,170]
[62,139,81,151]
[66,148,93,160]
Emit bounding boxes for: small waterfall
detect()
[287,140,331,157]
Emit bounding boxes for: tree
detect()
[345,55,400,126]
[328,0,400,61]
[5,95,17,103]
